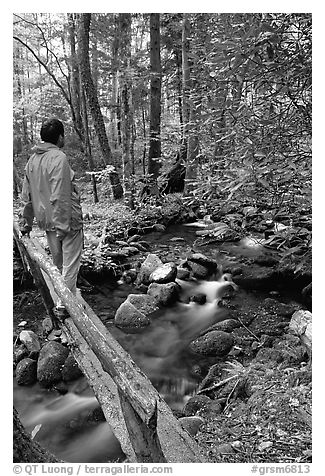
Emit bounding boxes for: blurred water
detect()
[13,381,124,462]
[14,224,259,462]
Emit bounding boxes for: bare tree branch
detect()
[13,35,71,107]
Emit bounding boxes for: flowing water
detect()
[14,224,285,462]
[14,380,124,462]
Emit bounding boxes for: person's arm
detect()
[19,171,34,235]
[49,154,72,239]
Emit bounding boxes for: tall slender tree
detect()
[77,13,123,199]
[119,13,135,206]
[67,13,84,145]
[181,14,191,162]
[182,14,201,194]
[147,13,162,195]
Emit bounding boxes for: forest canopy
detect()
[13,13,311,220]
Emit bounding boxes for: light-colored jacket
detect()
[21,142,83,236]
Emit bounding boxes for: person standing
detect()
[20,118,83,310]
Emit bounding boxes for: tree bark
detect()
[77,13,123,199]
[181,14,191,159]
[79,68,99,203]
[67,13,85,145]
[147,13,162,195]
[182,14,201,194]
[110,15,121,150]
[119,13,134,206]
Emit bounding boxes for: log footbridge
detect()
[13,222,208,463]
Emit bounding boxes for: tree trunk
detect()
[181,14,191,160]
[182,14,201,194]
[67,13,85,145]
[79,69,99,203]
[77,13,123,199]
[184,100,200,194]
[13,46,29,144]
[110,16,120,150]
[119,13,134,207]
[147,13,162,196]
[174,49,184,145]
[13,407,60,463]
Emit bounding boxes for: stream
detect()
[14,223,304,462]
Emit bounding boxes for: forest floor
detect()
[13,179,312,464]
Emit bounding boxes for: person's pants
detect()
[42,229,83,305]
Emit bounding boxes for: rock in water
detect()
[189,330,234,357]
[136,254,163,285]
[62,353,83,382]
[19,330,41,356]
[37,341,69,388]
[187,253,219,271]
[127,294,159,315]
[115,300,151,331]
[147,282,180,306]
[14,344,29,364]
[189,262,210,279]
[16,358,37,385]
[114,294,159,331]
[149,262,177,284]
[176,267,190,280]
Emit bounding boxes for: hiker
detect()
[19,118,83,309]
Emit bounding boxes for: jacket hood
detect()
[31,142,60,155]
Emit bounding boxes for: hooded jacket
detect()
[21,142,83,236]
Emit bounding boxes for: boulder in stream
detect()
[14,344,29,365]
[149,262,177,284]
[189,330,234,357]
[135,254,163,285]
[19,330,40,357]
[37,341,69,388]
[62,353,83,382]
[188,262,210,279]
[187,253,219,271]
[16,358,37,385]
[176,267,190,280]
[114,294,158,331]
[147,282,180,306]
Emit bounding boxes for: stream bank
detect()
[13,217,312,463]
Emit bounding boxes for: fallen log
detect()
[62,317,136,461]
[15,227,207,462]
